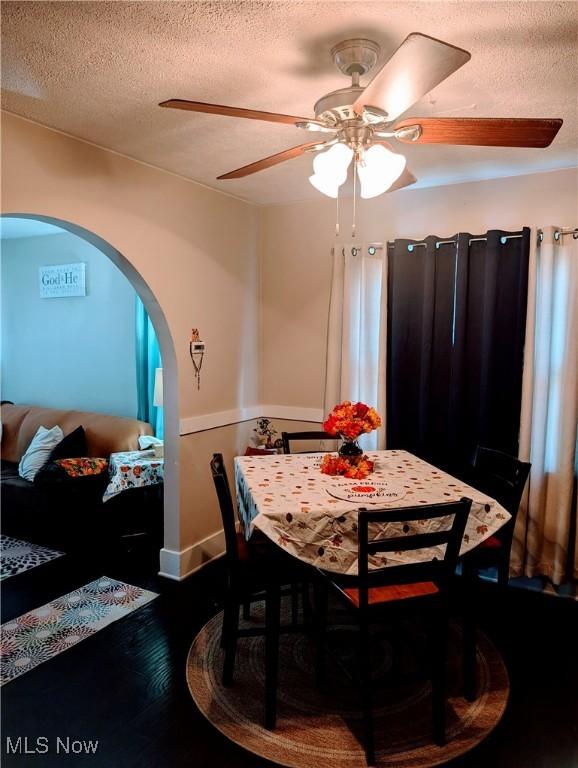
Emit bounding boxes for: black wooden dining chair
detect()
[281,430,336,454]
[463,446,531,585]
[210,453,309,717]
[460,446,531,700]
[313,498,472,766]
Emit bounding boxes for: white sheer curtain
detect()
[513,226,578,584]
[324,243,387,450]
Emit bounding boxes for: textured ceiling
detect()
[2,1,577,205]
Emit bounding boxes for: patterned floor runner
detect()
[1,535,64,581]
[1,577,158,685]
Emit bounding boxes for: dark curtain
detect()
[387,228,530,473]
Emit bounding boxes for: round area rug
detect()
[186,601,509,768]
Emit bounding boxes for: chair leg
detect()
[301,582,312,626]
[462,560,478,702]
[390,618,403,685]
[359,617,375,766]
[222,593,240,687]
[291,583,299,626]
[265,580,281,730]
[431,607,448,746]
[220,612,226,649]
[497,553,510,589]
[220,570,235,648]
[313,578,328,688]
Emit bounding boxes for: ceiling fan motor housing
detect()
[314,86,365,124]
[330,38,380,77]
[313,39,392,147]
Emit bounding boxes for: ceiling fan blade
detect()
[387,167,417,193]
[159,99,309,126]
[394,117,563,147]
[217,141,324,179]
[353,33,471,124]
[373,141,417,192]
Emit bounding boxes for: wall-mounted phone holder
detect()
[189,329,205,390]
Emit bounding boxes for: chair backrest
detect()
[281,430,336,454]
[210,453,239,562]
[356,498,472,610]
[471,446,531,519]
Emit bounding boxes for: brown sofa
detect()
[1,403,161,552]
[1,404,153,463]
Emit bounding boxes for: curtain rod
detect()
[385,233,524,250]
[538,227,578,242]
[386,227,578,250]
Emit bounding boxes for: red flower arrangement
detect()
[320,453,375,479]
[323,400,382,440]
[320,401,382,479]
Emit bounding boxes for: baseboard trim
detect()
[179,404,323,435]
[158,528,226,581]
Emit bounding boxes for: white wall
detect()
[260,167,578,410]
[1,112,260,580]
[1,230,138,417]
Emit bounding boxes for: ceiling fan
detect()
[159,33,563,198]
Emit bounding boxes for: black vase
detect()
[338,437,363,459]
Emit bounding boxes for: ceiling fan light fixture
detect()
[308,172,340,198]
[313,142,354,173]
[357,144,406,198]
[308,143,354,197]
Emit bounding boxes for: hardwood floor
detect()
[1,548,576,768]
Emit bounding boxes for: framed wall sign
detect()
[39,263,86,298]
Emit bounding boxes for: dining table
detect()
[234,448,511,727]
[235,448,511,574]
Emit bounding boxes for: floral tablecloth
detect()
[234,449,510,575]
[103,450,164,502]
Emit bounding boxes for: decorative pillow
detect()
[34,457,109,494]
[55,457,108,477]
[18,425,64,481]
[49,426,87,461]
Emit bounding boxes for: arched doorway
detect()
[0,213,179,566]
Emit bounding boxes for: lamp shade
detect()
[308,143,353,198]
[357,144,406,199]
[153,368,163,407]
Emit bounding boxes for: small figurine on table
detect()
[253,417,278,449]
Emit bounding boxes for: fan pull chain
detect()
[335,184,340,237]
[352,154,357,238]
